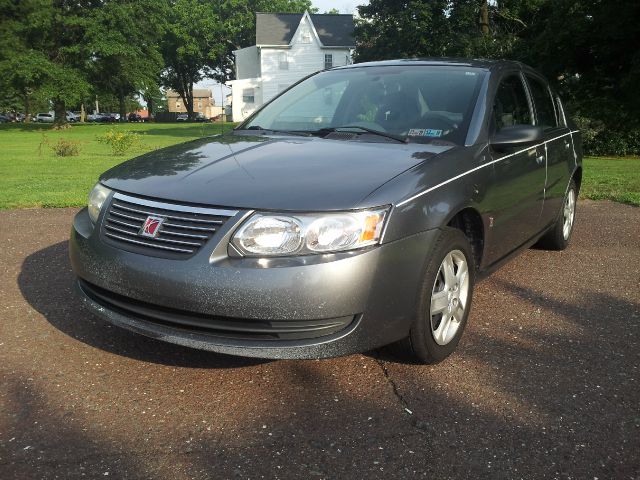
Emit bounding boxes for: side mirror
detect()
[490,125,543,152]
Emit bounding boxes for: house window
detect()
[279,52,288,70]
[324,54,333,70]
[301,30,311,44]
[242,88,255,103]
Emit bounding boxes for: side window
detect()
[526,76,557,129]
[324,54,333,70]
[279,52,288,70]
[242,88,255,103]
[493,75,532,132]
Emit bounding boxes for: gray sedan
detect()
[70,59,582,363]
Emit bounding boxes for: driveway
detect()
[1,201,638,479]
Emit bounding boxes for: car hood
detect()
[100,133,455,211]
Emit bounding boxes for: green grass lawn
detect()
[582,156,640,206]
[0,122,638,208]
[0,122,235,209]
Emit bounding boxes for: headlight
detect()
[231,207,389,256]
[87,183,111,223]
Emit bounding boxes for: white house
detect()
[227,11,355,121]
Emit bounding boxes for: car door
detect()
[524,74,573,227]
[484,72,546,264]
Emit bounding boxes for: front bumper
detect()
[70,206,440,359]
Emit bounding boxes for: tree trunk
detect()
[188,80,194,120]
[176,74,196,121]
[53,98,67,127]
[480,0,490,35]
[23,91,30,123]
[118,92,126,122]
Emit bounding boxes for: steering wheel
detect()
[418,112,459,132]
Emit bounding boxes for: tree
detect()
[355,0,538,62]
[0,51,51,121]
[0,0,93,126]
[354,0,451,62]
[513,0,640,128]
[159,0,227,120]
[141,83,167,118]
[86,0,167,120]
[29,1,93,126]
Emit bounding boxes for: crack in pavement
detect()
[373,356,429,435]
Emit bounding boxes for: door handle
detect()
[536,155,545,165]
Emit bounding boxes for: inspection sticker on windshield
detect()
[408,128,443,137]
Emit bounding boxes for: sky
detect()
[313,0,367,14]
[196,0,369,105]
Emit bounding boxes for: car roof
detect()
[336,57,531,72]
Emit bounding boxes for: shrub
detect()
[97,129,141,155]
[574,116,640,156]
[51,138,81,157]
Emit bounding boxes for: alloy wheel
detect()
[563,188,576,240]
[430,250,470,346]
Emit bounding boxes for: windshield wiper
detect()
[311,126,408,144]
[241,126,311,137]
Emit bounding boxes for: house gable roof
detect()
[255,12,354,47]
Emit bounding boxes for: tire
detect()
[398,227,476,364]
[537,179,577,251]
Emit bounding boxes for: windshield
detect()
[240,65,486,144]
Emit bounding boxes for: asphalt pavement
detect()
[1,200,638,479]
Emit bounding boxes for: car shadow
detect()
[18,240,267,369]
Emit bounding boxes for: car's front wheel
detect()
[537,179,577,250]
[399,227,476,364]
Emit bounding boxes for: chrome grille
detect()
[101,193,238,259]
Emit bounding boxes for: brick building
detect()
[166,89,217,117]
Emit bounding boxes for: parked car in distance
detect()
[101,114,117,123]
[194,113,208,122]
[176,114,189,122]
[0,112,24,122]
[128,113,143,122]
[0,114,9,123]
[35,113,54,123]
[87,113,98,122]
[66,111,79,122]
[71,59,582,363]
